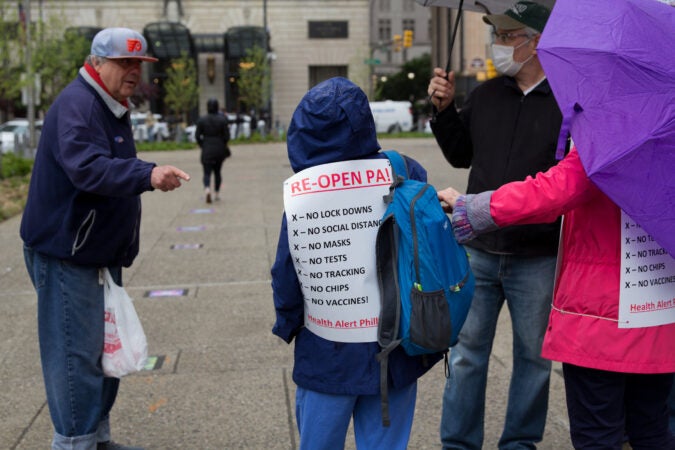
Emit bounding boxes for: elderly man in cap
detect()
[21,27,189,450]
[427,2,563,449]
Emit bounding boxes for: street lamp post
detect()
[24,0,36,152]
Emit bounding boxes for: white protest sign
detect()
[283,158,392,342]
[619,210,675,328]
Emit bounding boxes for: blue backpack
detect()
[376,150,474,425]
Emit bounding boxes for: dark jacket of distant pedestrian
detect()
[20,27,189,450]
[195,98,230,203]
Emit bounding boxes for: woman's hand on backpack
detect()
[437,186,462,213]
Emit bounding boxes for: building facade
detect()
[17,0,492,129]
[369,0,432,95]
[29,0,369,129]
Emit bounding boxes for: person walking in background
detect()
[195,98,230,203]
[20,27,189,450]
[436,145,675,449]
[427,2,562,448]
[271,77,442,449]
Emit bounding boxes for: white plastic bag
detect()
[102,268,148,378]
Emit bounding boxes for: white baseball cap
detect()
[91,27,158,62]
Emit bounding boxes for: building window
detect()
[402,19,415,34]
[308,21,348,39]
[403,0,415,12]
[309,66,348,89]
[379,0,391,12]
[378,19,391,41]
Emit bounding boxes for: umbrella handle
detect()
[556,103,583,160]
[444,0,465,75]
[428,0,464,120]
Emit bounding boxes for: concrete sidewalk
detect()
[0,139,572,449]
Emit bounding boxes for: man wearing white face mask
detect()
[427,2,563,449]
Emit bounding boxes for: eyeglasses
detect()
[491,32,531,44]
[109,58,142,68]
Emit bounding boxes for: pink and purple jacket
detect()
[457,147,675,374]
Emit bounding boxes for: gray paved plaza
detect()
[1,139,572,449]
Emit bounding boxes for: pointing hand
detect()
[151,165,190,192]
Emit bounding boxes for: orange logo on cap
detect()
[126,38,142,52]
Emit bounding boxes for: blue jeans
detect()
[440,248,555,450]
[296,382,417,450]
[24,246,121,450]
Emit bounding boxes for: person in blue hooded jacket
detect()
[20,28,189,450]
[271,77,440,449]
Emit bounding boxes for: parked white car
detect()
[369,101,413,134]
[130,112,170,142]
[0,119,43,154]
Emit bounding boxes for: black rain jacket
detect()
[431,75,564,256]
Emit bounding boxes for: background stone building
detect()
[15,0,493,130]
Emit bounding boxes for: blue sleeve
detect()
[403,155,427,183]
[56,98,155,197]
[271,214,305,343]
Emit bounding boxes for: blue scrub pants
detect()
[296,382,417,450]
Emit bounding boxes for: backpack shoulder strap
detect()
[382,150,409,181]
[377,149,410,428]
[376,214,402,427]
[382,150,409,204]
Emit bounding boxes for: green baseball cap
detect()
[483,1,551,33]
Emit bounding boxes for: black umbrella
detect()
[416,0,556,72]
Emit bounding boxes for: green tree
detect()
[0,3,91,119]
[375,53,432,103]
[236,45,270,114]
[163,52,199,124]
[32,23,91,110]
[0,1,24,118]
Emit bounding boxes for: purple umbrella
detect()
[537,0,675,257]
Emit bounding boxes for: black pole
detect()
[444,0,464,74]
[429,0,465,119]
[263,0,267,32]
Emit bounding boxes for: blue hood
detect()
[287,77,380,173]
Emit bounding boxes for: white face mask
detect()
[491,38,533,77]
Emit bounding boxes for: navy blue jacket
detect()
[271,77,441,395]
[20,71,155,267]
